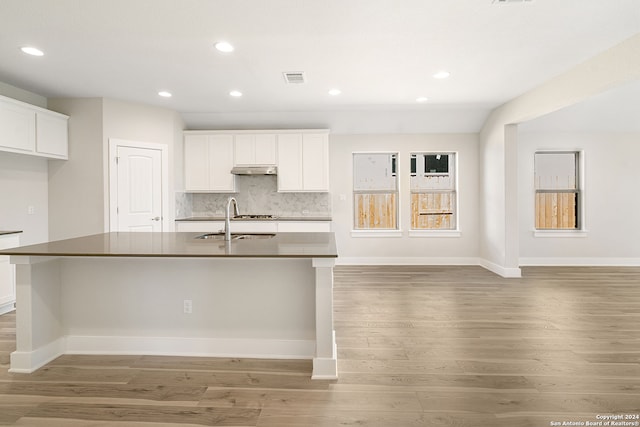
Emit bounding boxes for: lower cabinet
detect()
[277,221,331,232]
[0,234,20,315]
[175,221,330,233]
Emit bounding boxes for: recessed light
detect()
[328,88,341,96]
[416,97,429,103]
[21,46,44,56]
[229,90,242,97]
[215,41,234,53]
[158,91,172,98]
[433,70,450,79]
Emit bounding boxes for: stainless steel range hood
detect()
[230,166,277,175]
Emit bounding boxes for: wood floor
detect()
[1,266,640,426]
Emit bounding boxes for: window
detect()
[353,153,398,230]
[534,151,579,230]
[410,153,456,230]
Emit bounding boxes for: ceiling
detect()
[0,0,638,132]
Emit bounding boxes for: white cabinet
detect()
[276,134,303,191]
[36,111,69,159]
[175,221,224,232]
[0,95,68,159]
[277,132,329,192]
[234,134,276,165]
[176,220,329,233]
[0,97,35,154]
[184,134,236,192]
[0,233,20,315]
[277,221,331,232]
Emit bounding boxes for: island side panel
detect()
[10,257,65,373]
[59,257,317,359]
[312,257,338,379]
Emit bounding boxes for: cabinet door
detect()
[209,135,235,191]
[175,221,224,232]
[277,221,331,232]
[302,133,329,191]
[234,134,254,165]
[36,112,68,159]
[277,134,303,191]
[0,98,35,153]
[254,134,277,165]
[184,135,210,191]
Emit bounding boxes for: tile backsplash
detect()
[176,175,331,218]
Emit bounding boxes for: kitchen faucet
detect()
[224,197,239,241]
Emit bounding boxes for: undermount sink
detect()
[195,232,276,240]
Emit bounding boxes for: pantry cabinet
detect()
[184,134,236,192]
[0,95,68,159]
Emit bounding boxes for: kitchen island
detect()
[0,232,338,379]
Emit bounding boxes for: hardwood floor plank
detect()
[23,403,260,426]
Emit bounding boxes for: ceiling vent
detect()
[283,72,306,84]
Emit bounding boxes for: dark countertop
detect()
[0,232,338,258]
[176,216,332,222]
[0,231,22,236]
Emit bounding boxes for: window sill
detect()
[409,230,461,238]
[351,230,403,238]
[533,230,588,238]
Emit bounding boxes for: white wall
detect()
[518,131,640,264]
[479,33,640,277]
[0,83,49,244]
[330,133,479,264]
[0,152,48,244]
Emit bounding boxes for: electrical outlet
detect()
[183,299,193,314]
[27,205,35,215]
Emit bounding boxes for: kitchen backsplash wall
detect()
[176,175,331,218]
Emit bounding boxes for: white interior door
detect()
[115,145,163,232]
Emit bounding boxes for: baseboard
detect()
[519,257,640,266]
[0,302,15,316]
[64,335,316,360]
[9,337,66,373]
[336,257,480,266]
[478,259,522,278]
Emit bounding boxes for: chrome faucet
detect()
[224,197,239,241]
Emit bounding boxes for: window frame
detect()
[409,152,460,236]
[533,150,585,236]
[352,152,401,235]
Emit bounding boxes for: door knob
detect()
[151,216,161,221]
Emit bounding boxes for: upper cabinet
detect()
[184,133,236,192]
[234,133,276,165]
[183,129,329,193]
[277,132,329,192]
[0,95,68,160]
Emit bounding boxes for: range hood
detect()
[230,166,277,175]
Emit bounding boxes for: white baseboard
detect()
[0,301,15,316]
[519,257,640,266]
[9,337,65,373]
[65,335,316,360]
[478,259,522,278]
[336,257,480,266]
